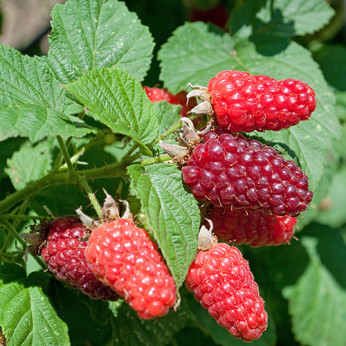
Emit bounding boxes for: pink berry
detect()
[207,207,297,246]
[182,130,313,216]
[41,216,119,301]
[189,70,316,132]
[143,86,194,117]
[186,243,268,342]
[85,218,176,319]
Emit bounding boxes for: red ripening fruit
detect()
[189,4,229,30]
[41,216,119,301]
[85,218,176,319]
[207,207,297,246]
[189,70,316,132]
[182,130,313,216]
[143,86,194,117]
[186,243,268,342]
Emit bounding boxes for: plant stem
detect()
[0,164,126,214]
[0,221,46,269]
[57,136,75,176]
[79,176,103,219]
[0,214,45,221]
[140,154,172,166]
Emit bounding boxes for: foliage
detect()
[0,0,345,345]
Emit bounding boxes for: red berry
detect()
[85,218,176,319]
[182,131,313,216]
[189,70,316,132]
[143,86,194,117]
[41,216,119,301]
[189,4,229,29]
[186,243,268,342]
[207,207,297,246]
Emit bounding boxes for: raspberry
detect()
[85,218,176,319]
[181,130,313,216]
[41,216,119,301]
[186,243,268,342]
[188,70,316,132]
[207,207,297,246]
[143,86,194,117]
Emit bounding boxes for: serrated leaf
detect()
[0,104,96,142]
[231,0,334,37]
[283,235,346,346]
[48,0,154,84]
[159,21,340,192]
[187,295,276,346]
[109,299,190,346]
[152,101,181,137]
[0,45,94,141]
[128,163,200,287]
[5,140,54,190]
[158,22,238,94]
[0,267,69,345]
[65,67,159,155]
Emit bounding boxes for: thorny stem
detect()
[57,136,75,177]
[79,176,103,220]
[0,214,45,221]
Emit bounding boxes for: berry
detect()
[189,4,229,29]
[41,216,119,301]
[143,86,194,117]
[181,131,313,216]
[207,207,297,246]
[188,70,316,132]
[85,218,176,319]
[186,243,268,342]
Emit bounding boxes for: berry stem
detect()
[78,176,103,220]
[140,154,172,166]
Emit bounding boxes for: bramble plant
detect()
[0,0,346,345]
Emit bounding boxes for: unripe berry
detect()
[85,218,176,319]
[188,70,316,132]
[186,243,268,342]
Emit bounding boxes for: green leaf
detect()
[0,46,65,110]
[48,0,154,84]
[315,165,346,228]
[109,299,189,346]
[0,138,26,179]
[158,22,238,94]
[283,234,346,346]
[0,45,95,141]
[159,21,340,191]
[0,267,69,345]
[231,0,335,37]
[50,280,112,346]
[128,163,200,287]
[5,140,54,190]
[0,104,96,142]
[314,44,346,91]
[153,101,181,137]
[65,67,159,155]
[187,295,277,346]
